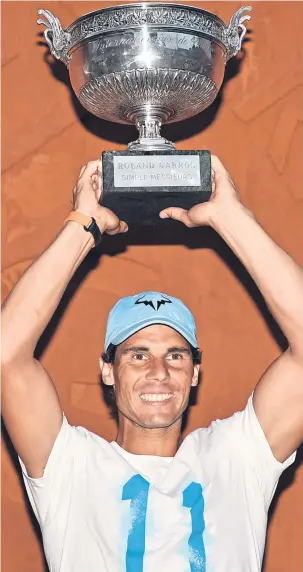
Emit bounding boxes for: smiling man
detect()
[2,157,303,572]
[101,294,200,454]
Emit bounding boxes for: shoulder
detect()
[67,417,112,455]
[187,399,248,441]
[185,392,295,476]
[183,395,256,463]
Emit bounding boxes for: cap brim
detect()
[107,316,197,350]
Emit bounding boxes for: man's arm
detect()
[1,161,127,478]
[160,156,303,463]
[210,202,303,462]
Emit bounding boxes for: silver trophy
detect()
[38,3,251,225]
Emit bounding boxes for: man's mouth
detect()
[139,393,173,403]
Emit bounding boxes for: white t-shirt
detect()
[19,394,295,572]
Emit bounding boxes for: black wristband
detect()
[83,217,102,247]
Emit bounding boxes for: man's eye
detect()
[167,353,183,360]
[132,353,147,360]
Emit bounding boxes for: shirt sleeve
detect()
[218,393,296,510]
[18,414,75,528]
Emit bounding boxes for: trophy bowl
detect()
[38,3,251,224]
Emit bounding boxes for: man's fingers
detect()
[92,170,103,202]
[159,207,192,226]
[211,155,228,175]
[119,221,129,233]
[78,160,102,180]
[104,211,128,235]
[106,221,128,235]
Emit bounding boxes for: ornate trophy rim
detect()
[37,4,252,66]
[69,3,227,29]
[62,3,251,61]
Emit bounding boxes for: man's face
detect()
[101,325,199,429]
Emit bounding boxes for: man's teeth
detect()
[140,393,173,402]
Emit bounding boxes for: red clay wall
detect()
[2,2,303,571]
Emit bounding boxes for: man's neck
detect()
[115,417,182,457]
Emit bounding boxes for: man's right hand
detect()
[72,160,128,235]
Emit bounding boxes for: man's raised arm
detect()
[1,161,127,478]
[160,155,303,463]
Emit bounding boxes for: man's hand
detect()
[159,155,241,228]
[72,160,128,235]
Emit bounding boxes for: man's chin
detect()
[135,411,182,430]
[117,402,185,429]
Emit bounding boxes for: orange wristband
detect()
[64,211,101,247]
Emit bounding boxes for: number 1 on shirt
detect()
[122,475,150,572]
[183,482,206,572]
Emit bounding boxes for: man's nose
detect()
[145,357,170,382]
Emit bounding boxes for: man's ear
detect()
[99,357,115,386]
[191,364,200,387]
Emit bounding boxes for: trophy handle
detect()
[37,9,71,65]
[226,6,252,60]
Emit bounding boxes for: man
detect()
[2,156,303,572]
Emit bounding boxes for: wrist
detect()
[65,210,102,246]
[74,209,105,233]
[210,200,253,233]
[62,220,95,250]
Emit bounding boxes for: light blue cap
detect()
[104,291,198,350]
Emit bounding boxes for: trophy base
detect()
[101,150,211,226]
